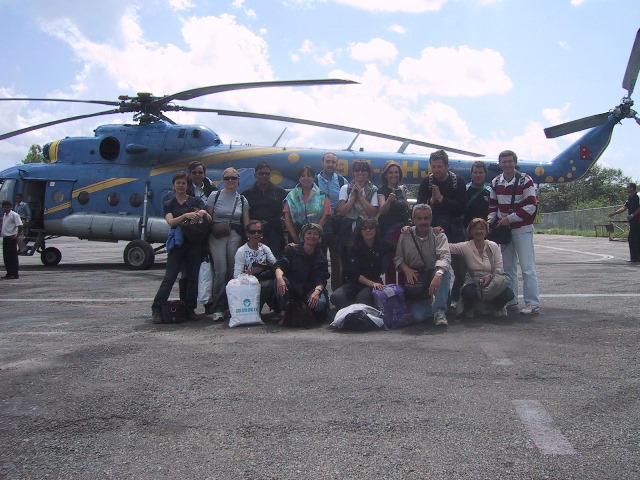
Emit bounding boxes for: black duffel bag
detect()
[487,223,511,245]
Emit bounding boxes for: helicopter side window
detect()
[0,179,16,203]
[99,137,120,161]
[78,191,90,205]
[130,193,143,208]
[107,192,120,206]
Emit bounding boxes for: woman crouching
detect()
[274,223,329,325]
[233,220,277,314]
[449,218,515,318]
[330,218,395,309]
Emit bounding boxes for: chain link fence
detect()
[538,206,629,239]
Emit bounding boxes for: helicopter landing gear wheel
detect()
[41,247,62,267]
[124,240,155,270]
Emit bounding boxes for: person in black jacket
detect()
[417,150,467,305]
[274,223,329,321]
[243,162,287,258]
[186,160,217,201]
[152,172,211,323]
[330,218,396,309]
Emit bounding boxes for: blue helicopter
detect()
[0,28,638,270]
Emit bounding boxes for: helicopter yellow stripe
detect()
[43,178,138,216]
[71,178,138,198]
[45,202,72,215]
[149,147,304,177]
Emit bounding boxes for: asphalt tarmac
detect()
[1,235,638,479]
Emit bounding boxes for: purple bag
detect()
[373,284,409,329]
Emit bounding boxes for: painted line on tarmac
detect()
[536,244,614,261]
[479,342,514,366]
[539,293,640,297]
[513,399,577,455]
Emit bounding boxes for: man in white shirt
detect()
[1,200,23,279]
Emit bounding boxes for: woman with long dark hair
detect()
[329,218,395,309]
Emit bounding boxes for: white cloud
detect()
[348,38,398,65]
[396,45,512,96]
[389,24,406,34]
[169,0,195,10]
[334,0,447,13]
[570,0,587,6]
[542,103,572,126]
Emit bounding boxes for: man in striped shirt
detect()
[488,150,540,315]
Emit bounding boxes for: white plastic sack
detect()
[330,303,385,330]
[198,260,213,305]
[226,274,264,327]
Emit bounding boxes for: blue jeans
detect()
[274,277,327,313]
[407,271,450,323]
[502,228,540,307]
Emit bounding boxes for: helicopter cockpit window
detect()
[0,179,16,203]
[129,193,143,208]
[107,192,120,206]
[99,136,120,161]
[191,129,201,139]
[78,191,90,205]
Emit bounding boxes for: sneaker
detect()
[212,312,225,321]
[152,313,163,324]
[519,305,540,315]
[506,298,519,309]
[433,310,448,326]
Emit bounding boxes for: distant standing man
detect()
[488,150,540,315]
[1,200,23,279]
[394,204,451,326]
[417,149,467,306]
[243,162,288,258]
[316,152,347,290]
[14,193,31,254]
[609,182,640,263]
[186,160,217,201]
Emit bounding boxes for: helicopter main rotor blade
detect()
[543,112,610,139]
[0,109,124,141]
[622,28,640,95]
[158,79,358,104]
[177,106,484,157]
[0,97,121,107]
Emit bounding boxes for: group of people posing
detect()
[151,148,542,326]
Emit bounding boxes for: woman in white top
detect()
[448,218,515,318]
[205,167,250,319]
[233,220,278,313]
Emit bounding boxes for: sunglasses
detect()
[223,176,239,181]
[256,171,271,176]
[361,226,376,231]
[248,230,263,235]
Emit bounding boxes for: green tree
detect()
[538,164,632,212]
[22,144,47,164]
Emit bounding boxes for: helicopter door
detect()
[163,127,187,151]
[21,181,47,230]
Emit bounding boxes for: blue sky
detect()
[1,0,639,182]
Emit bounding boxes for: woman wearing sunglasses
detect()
[233,220,278,314]
[283,165,331,244]
[335,159,379,250]
[330,218,395,309]
[205,167,250,320]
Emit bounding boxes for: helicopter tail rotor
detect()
[544,28,640,139]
